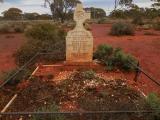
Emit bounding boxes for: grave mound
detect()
[3,70,149,120]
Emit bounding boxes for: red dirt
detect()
[0,34,25,79]
[92,24,160,95]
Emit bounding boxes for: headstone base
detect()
[64,61,94,66]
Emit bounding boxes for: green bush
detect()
[14,23,66,66]
[14,24,25,33]
[98,18,107,24]
[132,17,144,25]
[0,24,13,33]
[153,22,160,31]
[110,22,134,36]
[82,70,95,79]
[112,48,137,71]
[146,93,160,119]
[94,44,113,62]
[31,103,65,120]
[0,22,26,33]
[109,10,127,19]
[94,44,137,71]
[0,68,31,85]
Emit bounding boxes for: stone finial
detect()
[74,3,91,28]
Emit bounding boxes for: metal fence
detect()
[0,111,158,120]
[0,52,160,120]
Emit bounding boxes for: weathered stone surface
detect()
[66,3,93,63]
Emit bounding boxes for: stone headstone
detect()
[66,3,93,63]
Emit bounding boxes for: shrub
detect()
[98,18,107,24]
[14,23,66,66]
[132,17,144,25]
[31,103,65,120]
[146,93,160,119]
[0,22,26,33]
[82,70,95,79]
[0,24,13,33]
[14,24,25,33]
[0,68,31,85]
[110,22,134,36]
[153,22,160,31]
[94,44,137,71]
[109,10,127,19]
[94,44,113,62]
[112,48,137,71]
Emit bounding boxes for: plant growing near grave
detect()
[110,22,134,36]
[146,93,160,120]
[82,70,96,80]
[94,44,137,71]
[31,103,65,120]
[0,68,32,85]
[14,23,66,66]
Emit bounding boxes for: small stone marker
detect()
[66,3,93,63]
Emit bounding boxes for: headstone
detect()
[66,3,93,63]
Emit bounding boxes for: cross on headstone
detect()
[66,3,93,64]
[74,4,91,28]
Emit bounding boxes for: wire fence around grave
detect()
[0,52,160,120]
[0,110,159,120]
[0,52,64,89]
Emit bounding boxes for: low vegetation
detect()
[0,68,32,86]
[0,22,26,33]
[82,70,96,79]
[31,103,65,120]
[14,23,66,66]
[146,93,160,120]
[98,18,108,24]
[153,22,160,31]
[110,22,134,36]
[94,44,137,71]
[132,17,144,25]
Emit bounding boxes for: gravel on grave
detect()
[7,70,149,113]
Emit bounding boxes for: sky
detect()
[0,0,154,16]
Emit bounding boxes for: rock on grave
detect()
[66,3,93,64]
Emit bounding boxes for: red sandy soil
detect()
[91,24,160,95]
[0,34,25,75]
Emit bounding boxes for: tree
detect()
[151,0,160,9]
[38,14,52,20]
[85,7,106,19]
[45,0,81,23]
[23,12,39,20]
[114,0,133,10]
[2,8,22,20]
